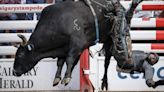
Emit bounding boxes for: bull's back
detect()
[29,1,107,50]
[29,1,89,49]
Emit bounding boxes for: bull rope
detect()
[86,0,99,44]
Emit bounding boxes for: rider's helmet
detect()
[147,52,159,65]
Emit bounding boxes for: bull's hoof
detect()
[101,80,108,91]
[61,77,71,86]
[53,77,61,86]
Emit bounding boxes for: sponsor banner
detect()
[95,57,164,91]
[0,4,50,13]
[0,60,80,91]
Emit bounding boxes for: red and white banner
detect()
[136,1,164,11]
[130,31,164,40]
[131,18,164,28]
[132,43,164,53]
[0,4,50,13]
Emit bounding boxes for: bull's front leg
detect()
[53,57,66,86]
[101,43,112,91]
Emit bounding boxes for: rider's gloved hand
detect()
[146,79,155,88]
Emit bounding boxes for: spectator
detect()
[0,0,24,33]
[155,0,164,17]
[25,0,53,20]
[25,0,45,21]
[0,0,23,33]
[0,0,23,58]
[158,11,164,18]
[46,0,54,3]
[55,0,63,3]
[25,0,54,32]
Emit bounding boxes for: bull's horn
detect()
[17,34,27,46]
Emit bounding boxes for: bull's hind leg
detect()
[53,57,66,86]
[61,49,81,85]
[71,56,80,73]
[61,35,86,85]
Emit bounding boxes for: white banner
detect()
[90,56,164,91]
[0,59,80,91]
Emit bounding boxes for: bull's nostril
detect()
[12,69,22,77]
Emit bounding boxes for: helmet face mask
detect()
[147,53,159,65]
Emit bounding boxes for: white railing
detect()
[0,1,164,57]
[0,20,37,30]
[1,31,164,42]
[0,33,30,42]
[1,18,164,30]
[1,43,164,55]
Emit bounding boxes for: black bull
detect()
[13,0,132,87]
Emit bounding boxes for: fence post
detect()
[80,49,94,92]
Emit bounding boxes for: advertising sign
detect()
[94,57,164,91]
[0,59,80,91]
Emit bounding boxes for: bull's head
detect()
[111,17,132,67]
[13,34,35,76]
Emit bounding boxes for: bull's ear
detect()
[17,34,27,46]
[27,44,34,51]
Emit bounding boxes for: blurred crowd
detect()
[0,0,54,58]
[0,0,163,33]
[0,0,54,33]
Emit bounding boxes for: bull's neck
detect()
[31,51,54,65]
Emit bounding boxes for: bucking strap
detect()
[85,0,100,43]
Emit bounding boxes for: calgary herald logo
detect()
[0,65,38,89]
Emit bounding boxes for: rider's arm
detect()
[142,61,155,87]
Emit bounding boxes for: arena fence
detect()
[0,1,164,92]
